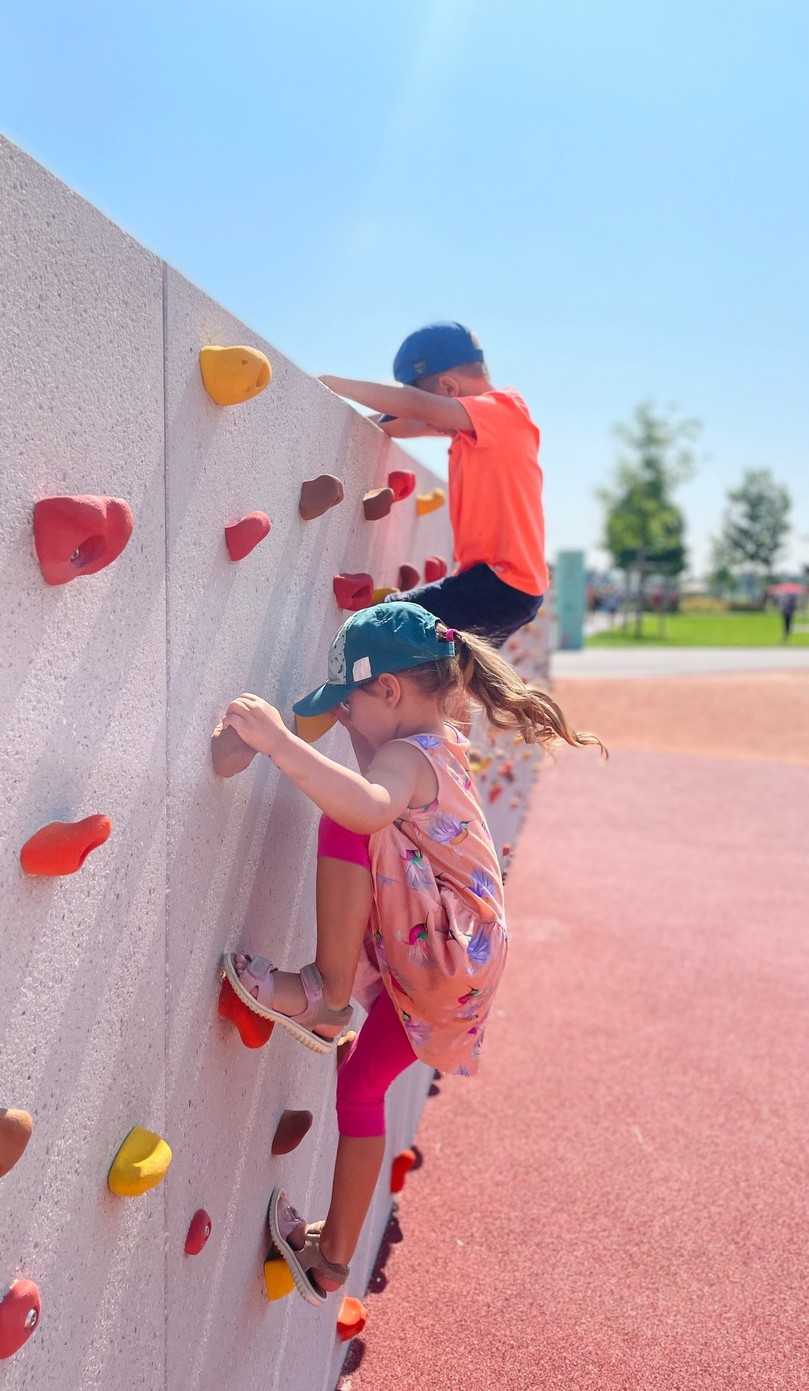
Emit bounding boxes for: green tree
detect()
[712,470,791,597]
[599,403,699,636]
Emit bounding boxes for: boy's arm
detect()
[320,375,473,435]
[370,413,451,439]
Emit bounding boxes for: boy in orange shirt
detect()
[320,321,547,648]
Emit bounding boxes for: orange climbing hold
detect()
[218,976,274,1048]
[295,710,338,744]
[271,1110,313,1156]
[390,1147,417,1194]
[415,487,445,517]
[397,563,420,591]
[263,1251,295,1302]
[372,587,396,604]
[0,1109,32,1179]
[225,512,271,561]
[0,1280,41,1360]
[388,469,416,502]
[333,573,374,611]
[34,495,134,586]
[336,1296,368,1342]
[424,556,448,583]
[199,345,271,406]
[20,815,111,877]
[185,1209,213,1255]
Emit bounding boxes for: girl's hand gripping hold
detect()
[224,693,289,759]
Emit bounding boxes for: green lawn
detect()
[588,611,809,647]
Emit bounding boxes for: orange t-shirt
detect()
[448,389,548,596]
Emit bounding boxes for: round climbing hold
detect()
[34,495,134,586]
[218,977,274,1048]
[108,1125,172,1197]
[263,1252,295,1302]
[0,1279,41,1360]
[390,1147,417,1195]
[397,563,420,592]
[415,487,445,517]
[294,711,338,745]
[336,1296,368,1343]
[210,722,257,778]
[199,345,271,407]
[372,587,396,603]
[0,1109,33,1179]
[424,556,448,583]
[20,815,111,877]
[387,470,416,502]
[185,1209,213,1256]
[333,573,374,612]
[299,474,344,521]
[224,512,271,562]
[271,1110,313,1156]
[362,487,395,522]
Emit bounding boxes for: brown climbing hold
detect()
[271,1110,313,1156]
[397,563,420,591]
[20,815,111,877]
[0,1109,32,1179]
[199,345,271,406]
[362,487,395,522]
[0,1280,41,1360]
[333,573,373,611]
[387,470,416,502]
[390,1148,416,1194]
[299,474,344,521]
[415,487,445,517]
[218,977,274,1048]
[488,784,503,804]
[185,1209,213,1256]
[210,722,257,778]
[336,1296,368,1342]
[424,556,448,583]
[225,512,271,561]
[34,495,134,586]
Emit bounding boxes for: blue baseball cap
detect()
[293,602,456,718]
[393,322,484,385]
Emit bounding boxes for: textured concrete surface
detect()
[345,673,809,1391]
[0,137,549,1391]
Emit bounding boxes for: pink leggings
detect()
[318,815,418,1137]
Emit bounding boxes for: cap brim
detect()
[293,681,347,718]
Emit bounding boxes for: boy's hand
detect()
[224,694,289,759]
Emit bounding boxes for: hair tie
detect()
[441,628,457,641]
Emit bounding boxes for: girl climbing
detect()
[219,602,601,1308]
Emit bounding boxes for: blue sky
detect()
[3,1,807,573]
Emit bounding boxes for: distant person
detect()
[780,592,798,640]
[320,321,547,649]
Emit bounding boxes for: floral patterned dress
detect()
[355,726,508,1077]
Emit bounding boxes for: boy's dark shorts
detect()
[388,563,543,649]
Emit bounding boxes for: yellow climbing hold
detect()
[263,1254,295,1302]
[199,345,272,407]
[295,710,338,744]
[468,750,492,775]
[372,587,396,603]
[108,1126,172,1197]
[415,487,445,517]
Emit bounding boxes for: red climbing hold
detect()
[336,1296,368,1343]
[500,760,515,783]
[397,563,420,592]
[333,573,373,611]
[218,976,274,1048]
[34,495,133,586]
[501,843,512,858]
[20,815,111,877]
[424,556,448,583]
[185,1209,213,1255]
[390,1147,417,1194]
[387,470,416,503]
[0,1280,41,1360]
[488,784,503,804]
[225,512,271,561]
[271,1110,313,1156]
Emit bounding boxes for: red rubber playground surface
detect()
[342,673,809,1391]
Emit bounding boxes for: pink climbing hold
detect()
[0,1280,41,1360]
[424,556,448,583]
[387,470,416,502]
[225,512,271,561]
[333,573,374,611]
[34,495,133,586]
[185,1209,213,1256]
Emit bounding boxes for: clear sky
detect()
[3,1,807,574]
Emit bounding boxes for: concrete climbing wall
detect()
[0,135,550,1391]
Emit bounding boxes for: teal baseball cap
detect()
[293,602,456,718]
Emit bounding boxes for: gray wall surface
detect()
[0,136,549,1391]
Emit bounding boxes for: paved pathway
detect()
[341,672,809,1391]
[553,645,809,678]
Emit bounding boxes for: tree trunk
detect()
[634,560,646,638]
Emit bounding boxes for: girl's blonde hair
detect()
[405,625,606,756]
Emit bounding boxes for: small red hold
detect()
[500,760,515,783]
[20,815,111,877]
[34,495,133,586]
[488,784,504,804]
[501,843,512,858]
[0,1279,41,1360]
[336,1296,368,1343]
[185,1209,212,1256]
[397,563,420,592]
[333,573,374,611]
[218,976,274,1048]
[271,1110,313,1156]
[224,512,271,561]
[387,470,416,502]
[424,556,448,583]
[390,1148,417,1194]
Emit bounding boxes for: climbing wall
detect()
[0,135,550,1391]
